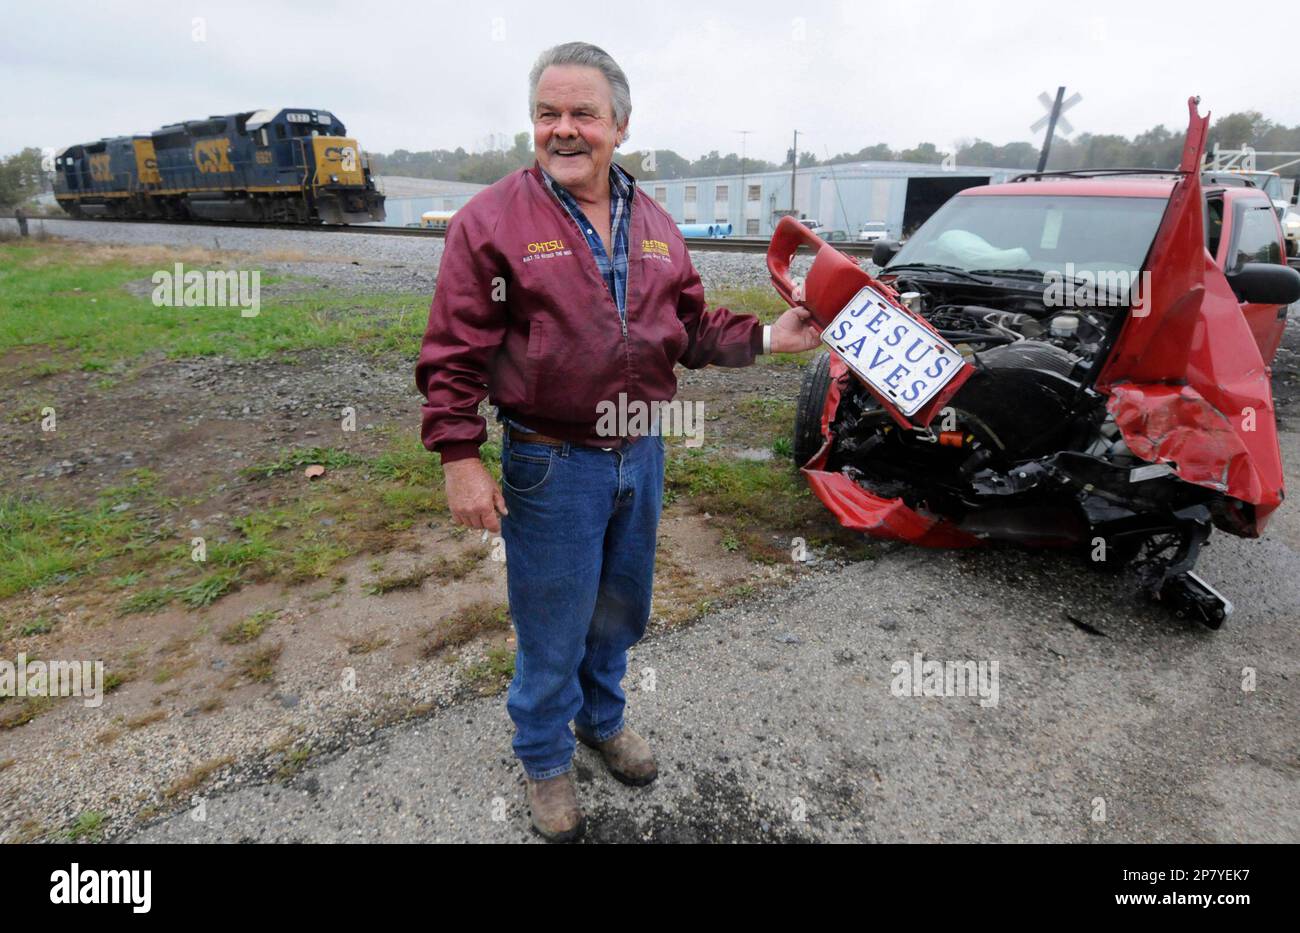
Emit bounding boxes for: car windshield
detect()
[889,194,1168,277]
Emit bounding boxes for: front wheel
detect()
[794,351,833,468]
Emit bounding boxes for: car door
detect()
[1216,194,1289,363]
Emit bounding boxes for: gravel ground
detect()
[126,504,1300,843]
[0,217,811,294]
[7,215,1296,844]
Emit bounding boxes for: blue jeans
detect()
[499,428,665,780]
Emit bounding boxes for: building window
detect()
[746,219,760,235]
[747,184,761,201]
[715,185,728,203]
[684,212,696,223]
[685,185,697,201]
[654,186,667,204]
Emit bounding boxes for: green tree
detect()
[0,148,45,209]
[898,142,944,163]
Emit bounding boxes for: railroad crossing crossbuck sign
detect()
[1031,91,1082,137]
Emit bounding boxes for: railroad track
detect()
[33,216,877,257]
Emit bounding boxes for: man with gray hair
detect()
[415,41,819,841]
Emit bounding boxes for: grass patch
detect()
[4,421,455,613]
[275,743,314,781]
[102,669,132,693]
[664,447,859,562]
[241,446,365,480]
[66,811,106,841]
[126,709,167,729]
[219,608,277,645]
[19,615,55,636]
[150,655,197,684]
[362,543,489,595]
[234,643,282,684]
[0,492,147,599]
[430,544,491,583]
[463,645,516,692]
[707,285,792,324]
[739,396,796,434]
[364,565,431,596]
[164,755,236,800]
[346,633,390,655]
[420,600,511,658]
[178,569,238,608]
[119,586,175,615]
[0,241,428,364]
[0,695,54,729]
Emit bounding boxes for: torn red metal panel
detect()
[1096,98,1284,530]
[1106,384,1275,506]
[799,353,980,547]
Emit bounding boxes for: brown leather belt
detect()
[508,427,638,450]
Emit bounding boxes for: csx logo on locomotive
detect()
[194,139,233,174]
[323,146,358,173]
[88,153,112,183]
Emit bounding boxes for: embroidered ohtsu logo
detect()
[522,238,572,263]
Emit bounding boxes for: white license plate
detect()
[821,285,963,417]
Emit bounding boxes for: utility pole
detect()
[736,129,752,233]
[790,129,800,214]
[1036,87,1066,173]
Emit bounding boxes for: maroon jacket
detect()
[415,164,764,463]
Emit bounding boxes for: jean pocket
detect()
[501,443,555,494]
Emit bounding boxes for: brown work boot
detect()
[576,726,658,787]
[524,771,585,843]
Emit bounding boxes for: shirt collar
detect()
[536,161,636,202]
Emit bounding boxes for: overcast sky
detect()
[3,0,1291,165]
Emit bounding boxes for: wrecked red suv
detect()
[769,99,1300,628]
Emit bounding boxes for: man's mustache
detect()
[549,142,590,154]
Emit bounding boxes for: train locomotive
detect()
[52,108,386,224]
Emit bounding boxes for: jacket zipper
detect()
[535,170,634,404]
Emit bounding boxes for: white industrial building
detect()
[640,160,1019,239]
[376,160,1019,237]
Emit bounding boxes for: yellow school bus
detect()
[420,210,457,232]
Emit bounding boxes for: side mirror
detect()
[872,240,901,267]
[1226,262,1300,305]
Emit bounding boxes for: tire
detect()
[794,350,833,468]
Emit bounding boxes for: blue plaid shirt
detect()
[537,161,635,320]
[501,163,635,438]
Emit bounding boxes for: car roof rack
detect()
[1010,168,1185,182]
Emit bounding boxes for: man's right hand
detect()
[444,458,508,534]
